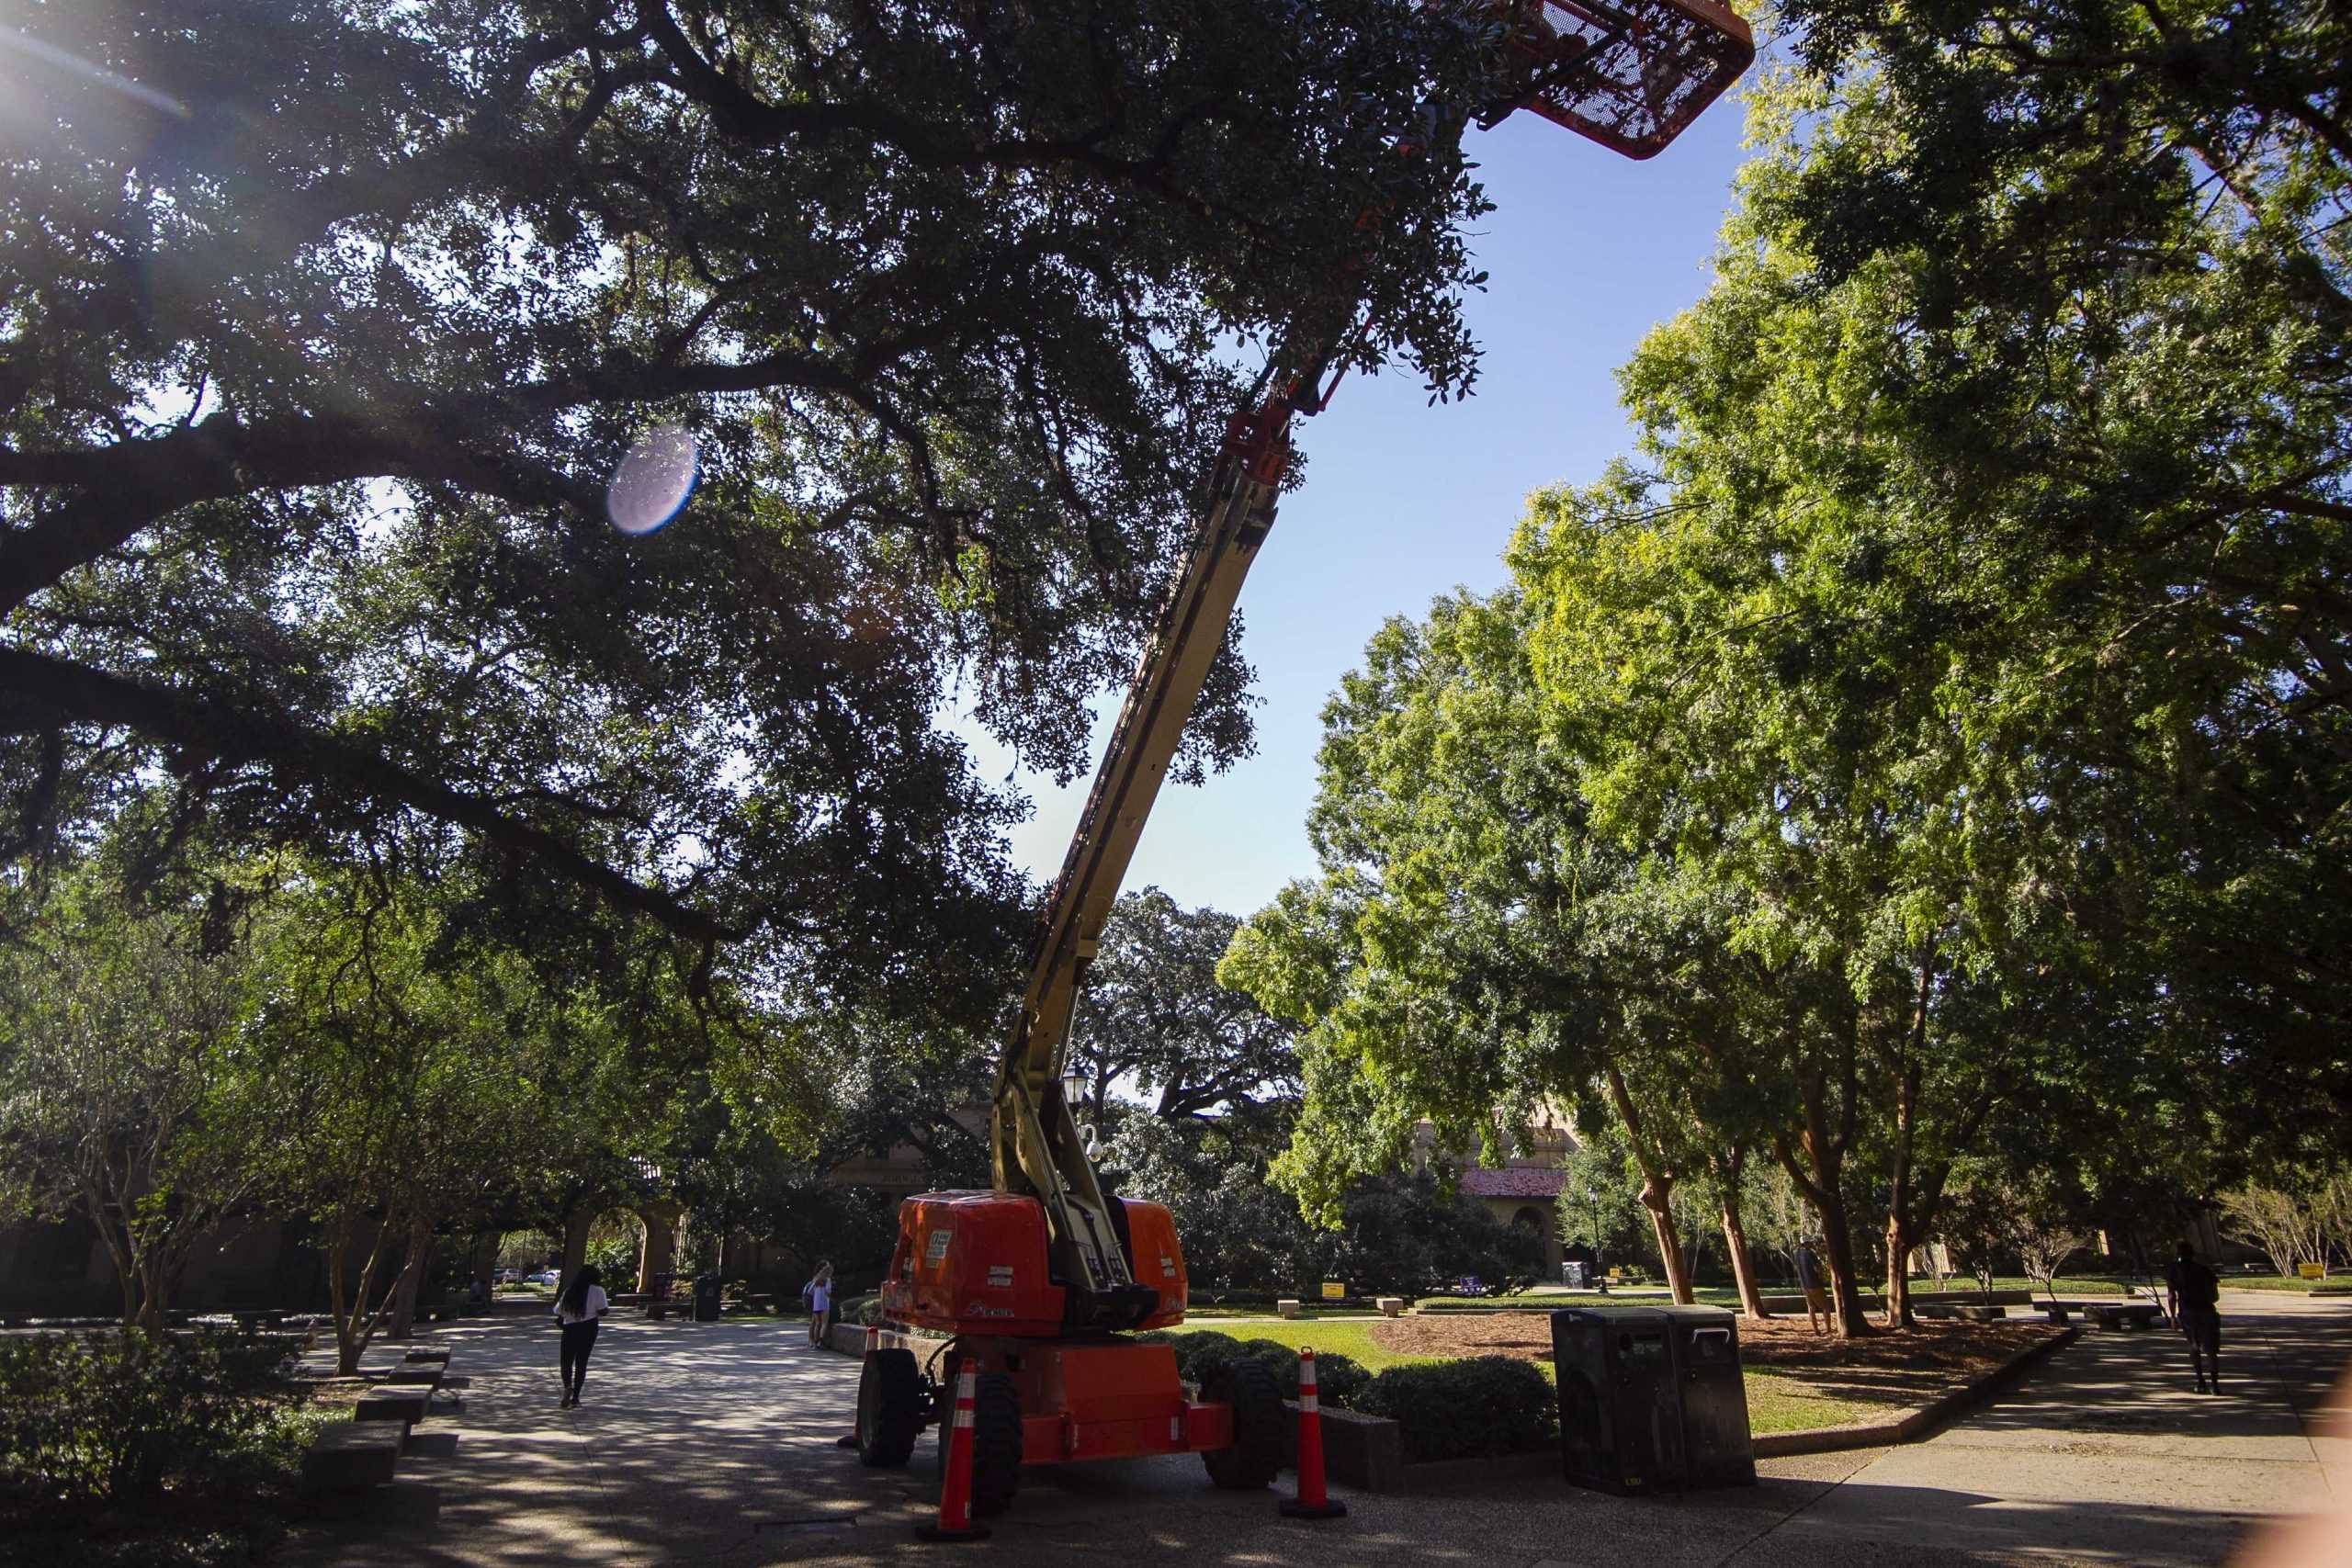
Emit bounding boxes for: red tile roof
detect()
[1460,1167,1566,1199]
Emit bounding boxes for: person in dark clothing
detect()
[2165,1241,2222,1393]
[554,1264,610,1408]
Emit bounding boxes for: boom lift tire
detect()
[933,1368,1024,1516]
[1200,1359,1285,1490]
[855,1347,922,1467]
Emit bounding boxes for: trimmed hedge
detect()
[1134,1329,1371,1411]
[831,1293,887,1326]
[1352,1356,1556,1463]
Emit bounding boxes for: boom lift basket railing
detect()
[1507,0,1756,158]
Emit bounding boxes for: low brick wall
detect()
[1282,1400,1405,1492]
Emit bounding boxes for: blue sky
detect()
[956,95,1755,922]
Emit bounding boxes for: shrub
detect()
[1353,1356,1555,1462]
[827,1293,888,1325]
[1130,1330,1368,1410]
[0,1329,300,1504]
[1305,1351,1371,1410]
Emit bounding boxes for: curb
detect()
[1752,1322,2079,1457]
[1398,1447,1560,1490]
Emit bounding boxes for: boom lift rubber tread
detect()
[1200,1359,1286,1490]
[930,1370,1024,1517]
[855,1348,922,1468]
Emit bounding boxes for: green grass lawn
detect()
[2215,1272,2346,1292]
[1209,1317,1442,1372]
[1743,1369,1881,1435]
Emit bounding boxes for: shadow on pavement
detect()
[279,1302,2350,1568]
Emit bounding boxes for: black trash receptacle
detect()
[1553,1305,1680,1494]
[1551,1304,1755,1494]
[693,1274,723,1322]
[1661,1305,1756,1487]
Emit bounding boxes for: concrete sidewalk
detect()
[281,1292,2351,1567]
[1716,1291,2349,1567]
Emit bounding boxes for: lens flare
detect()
[606,425,698,536]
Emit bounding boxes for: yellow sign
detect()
[2299,1263,2326,1280]
[1321,1280,1346,1300]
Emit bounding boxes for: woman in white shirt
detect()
[553,1264,609,1407]
[803,1261,833,1346]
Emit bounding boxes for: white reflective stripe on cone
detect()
[1300,1393,1318,1413]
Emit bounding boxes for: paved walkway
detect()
[282,1291,2349,1568]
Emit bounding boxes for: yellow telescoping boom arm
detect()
[982,1,1758,1330]
[988,374,1309,1331]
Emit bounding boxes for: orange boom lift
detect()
[854,0,1753,1517]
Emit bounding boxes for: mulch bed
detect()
[1371,1310,2062,1412]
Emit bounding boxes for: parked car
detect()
[493,1267,520,1285]
[530,1269,560,1288]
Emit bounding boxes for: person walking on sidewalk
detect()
[554,1263,610,1408]
[802,1261,835,1347]
[2165,1240,2223,1393]
[1796,1238,1831,1334]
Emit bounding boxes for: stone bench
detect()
[1916,1302,2007,1321]
[403,1348,451,1364]
[354,1384,432,1427]
[384,1365,443,1390]
[1277,1299,1302,1319]
[1376,1297,1405,1318]
[2085,1302,2163,1331]
[302,1420,403,1490]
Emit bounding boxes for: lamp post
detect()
[1587,1186,1604,1291]
[1059,1069,1099,1160]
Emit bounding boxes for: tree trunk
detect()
[1715,1156,1767,1316]
[325,1210,360,1375]
[388,1215,434,1338]
[1638,1178,1694,1302]
[1883,1211,1913,1329]
[1603,1065,1693,1303]
[83,1183,141,1328]
[638,1201,681,1293]
[1805,1171,1869,1334]
[560,1202,594,1283]
[469,1231,501,1292]
[1773,1067,1873,1337]
[1883,1062,1917,1328]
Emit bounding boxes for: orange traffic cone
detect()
[839,1325,882,1448]
[918,1365,991,1541]
[1279,1348,1348,1519]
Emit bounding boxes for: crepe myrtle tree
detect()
[0,0,1541,1002]
[0,878,276,1328]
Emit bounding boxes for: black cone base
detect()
[1280,1498,1349,1519]
[916,1524,993,1541]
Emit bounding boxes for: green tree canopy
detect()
[1070,886,1298,1121]
[0,0,1529,991]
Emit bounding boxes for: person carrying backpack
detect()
[801,1260,834,1347]
[2165,1240,2223,1393]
